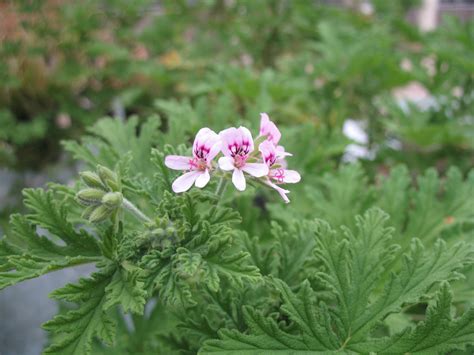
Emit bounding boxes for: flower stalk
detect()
[215,176,228,199]
[123,198,153,224]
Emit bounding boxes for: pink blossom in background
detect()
[165,128,221,193]
[218,127,268,191]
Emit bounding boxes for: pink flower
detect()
[259,113,293,160]
[218,127,269,191]
[267,182,291,203]
[259,113,281,145]
[165,128,221,193]
[275,145,292,168]
[259,140,301,203]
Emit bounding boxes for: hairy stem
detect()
[123,198,152,224]
[215,176,228,199]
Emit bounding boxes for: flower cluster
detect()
[165,113,301,203]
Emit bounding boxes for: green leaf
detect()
[200,209,474,354]
[403,168,474,245]
[306,163,373,229]
[154,262,197,308]
[103,266,148,315]
[201,230,261,290]
[200,282,317,353]
[305,165,474,252]
[243,221,317,285]
[376,165,411,229]
[139,192,258,308]
[43,267,117,355]
[352,238,473,340]
[22,188,100,256]
[352,283,474,354]
[149,227,261,309]
[0,253,97,291]
[313,208,398,342]
[63,116,161,178]
[0,189,101,290]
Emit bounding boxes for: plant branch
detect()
[123,198,152,224]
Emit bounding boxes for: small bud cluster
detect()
[76,165,123,223]
[165,113,301,202]
[148,216,178,252]
[131,216,180,259]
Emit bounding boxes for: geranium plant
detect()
[0,112,473,354]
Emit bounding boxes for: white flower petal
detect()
[276,145,292,157]
[172,171,200,193]
[219,127,239,157]
[266,180,290,203]
[275,186,290,203]
[207,140,222,161]
[218,156,235,171]
[194,128,214,147]
[259,140,277,166]
[239,126,254,153]
[232,169,246,191]
[165,155,192,170]
[219,126,254,157]
[282,169,301,183]
[342,119,368,144]
[195,170,210,188]
[242,163,269,177]
[194,128,221,161]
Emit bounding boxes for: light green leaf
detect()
[43,267,117,355]
[0,189,101,290]
[103,266,148,315]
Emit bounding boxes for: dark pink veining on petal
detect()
[194,144,211,160]
[271,168,286,183]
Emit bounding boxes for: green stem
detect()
[123,198,152,224]
[215,177,228,199]
[111,210,120,234]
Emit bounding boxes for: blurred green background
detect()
[0,0,473,230]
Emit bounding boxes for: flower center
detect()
[234,155,247,168]
[229,141,250,157]
[265,152,276,167]
[189,158,208,171]
[194,145,210,159]
[271,169,285,183]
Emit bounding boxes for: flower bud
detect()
[76,188,105,206]
[80,171,104,189]
[81,205,96,220]
[97,165,119,191]
[166,226,176,235]
[152,228,165,237]
[105,178,120,192]
[89,205,112,223]
[102,192,123,208]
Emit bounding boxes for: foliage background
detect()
[0,0,473,354]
